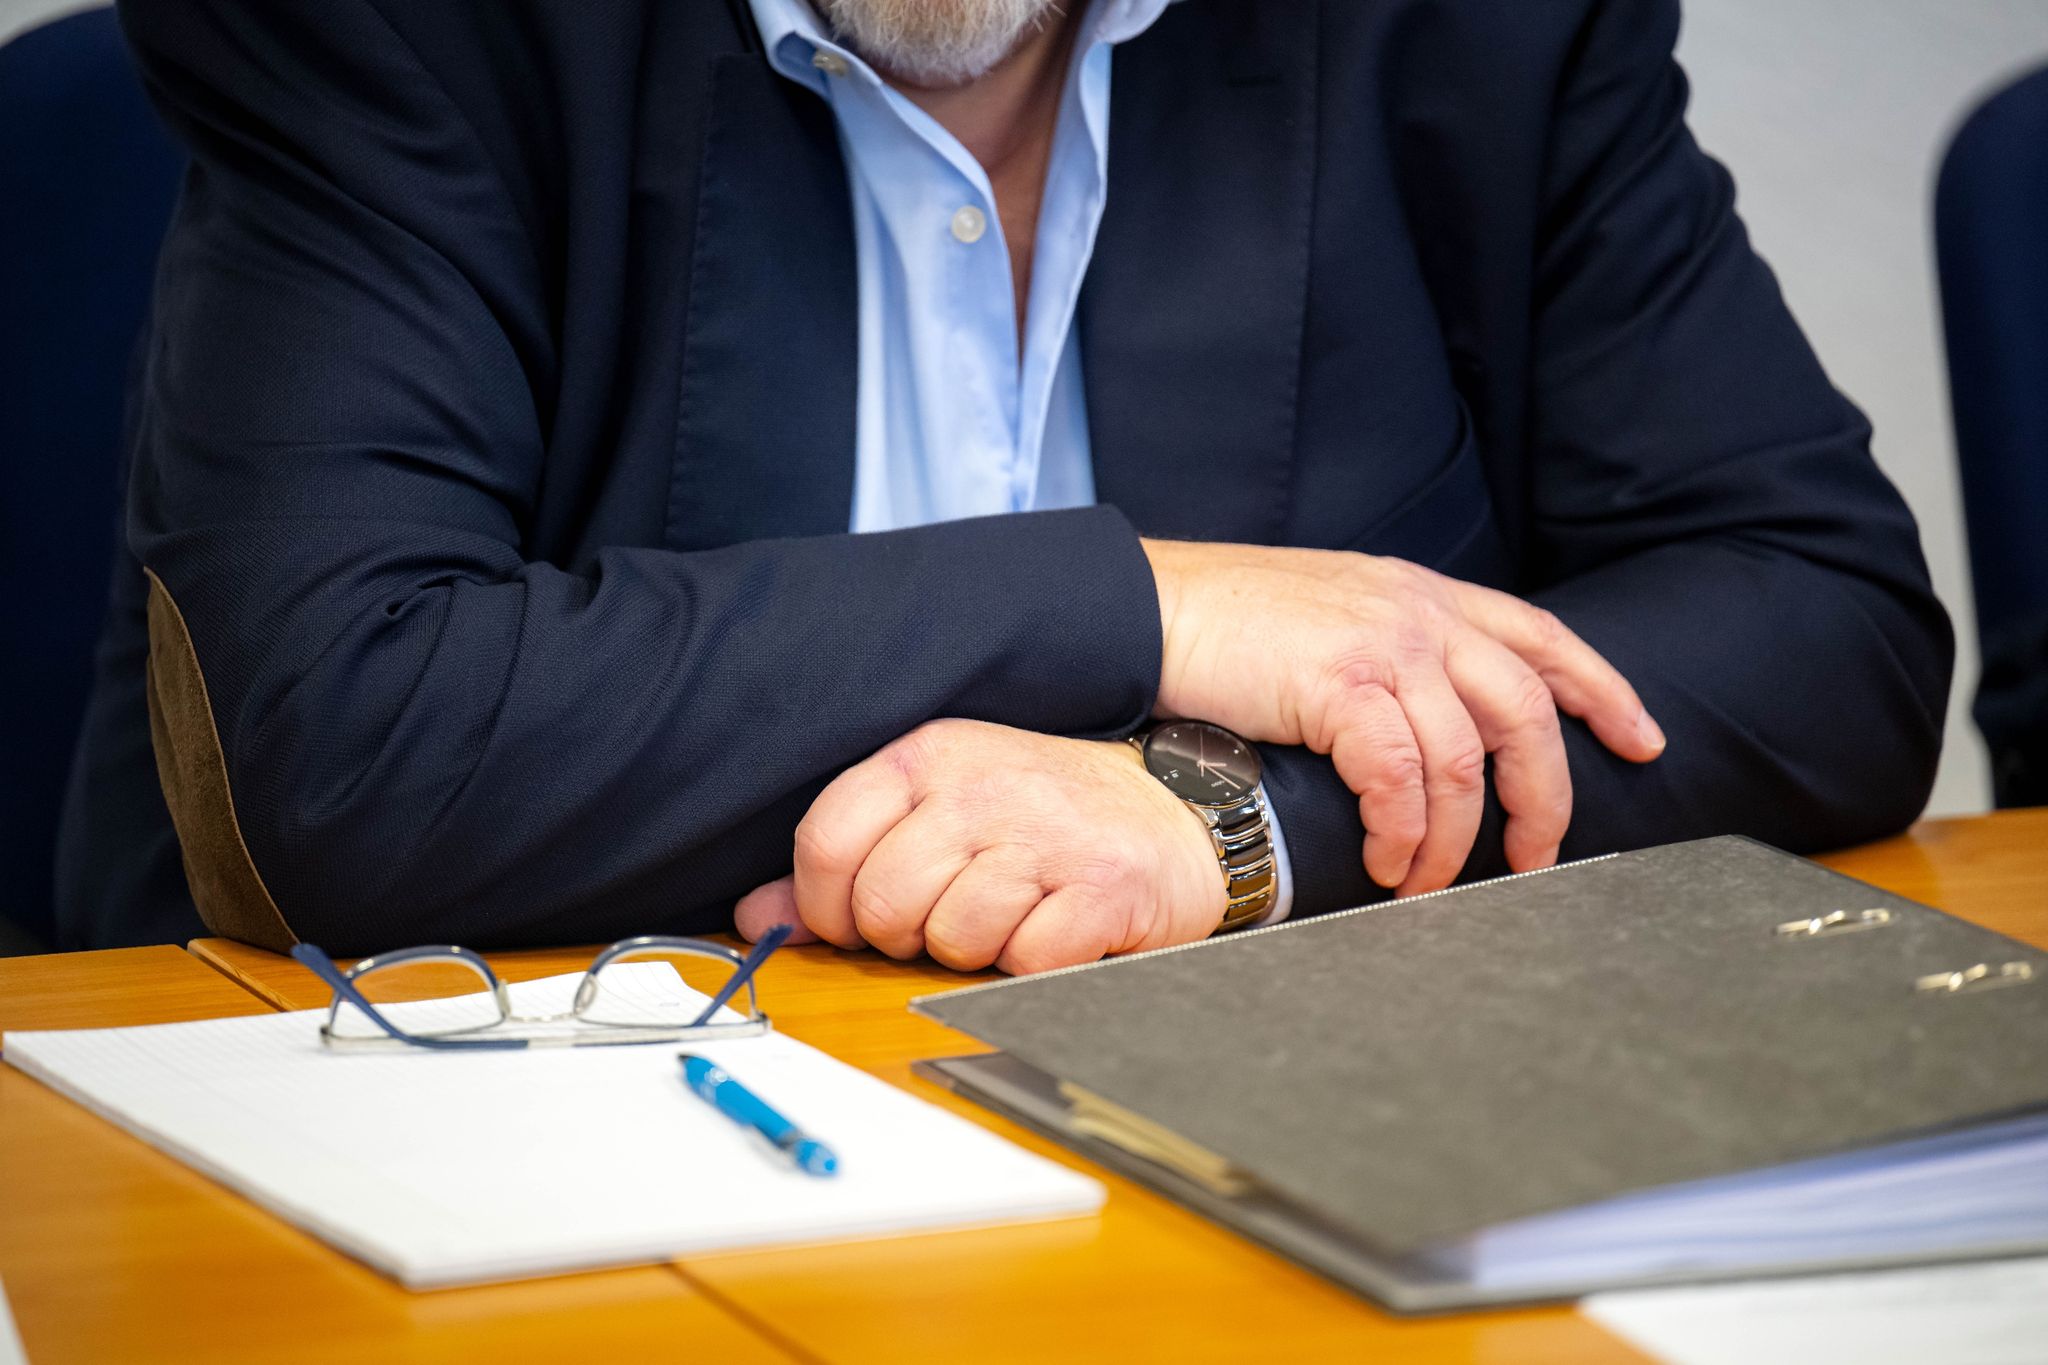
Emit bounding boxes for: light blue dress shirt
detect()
[746,0,1292,923]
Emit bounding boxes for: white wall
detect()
[1677,1,2048,815]
[0,0,93,48]
[9,0,2041,815]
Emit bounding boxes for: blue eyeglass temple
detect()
[290,921,795,1050]
[691,922,792,1026]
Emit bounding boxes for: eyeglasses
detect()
[289,924,790,1051]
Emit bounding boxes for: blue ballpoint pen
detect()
[679,1053,841,1177]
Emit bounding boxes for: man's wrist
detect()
[1138,538,1187,717]
[1122,722,1279,932]
[1110,737,1229,928]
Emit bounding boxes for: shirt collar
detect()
[745,0,1179,91]
[1088,0,1181,47]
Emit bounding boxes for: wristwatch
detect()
[1129,721,1278,932]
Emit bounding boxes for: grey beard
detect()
[816,0,1065,86]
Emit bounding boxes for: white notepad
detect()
[0,1273,25,1365]
[1,965,1104,1288]
[1584,1258,2048,1365]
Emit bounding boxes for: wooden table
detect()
[7,811,2046,1363]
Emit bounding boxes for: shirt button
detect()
[951,205,988,244]
[811,50,850,77]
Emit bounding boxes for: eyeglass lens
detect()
[328,957,507,1040]
[578,948,753,1028]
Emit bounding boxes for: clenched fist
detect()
[734,719,1225,974]
[1144,540,1665,895]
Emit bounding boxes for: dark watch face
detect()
[1143,722,1261,808]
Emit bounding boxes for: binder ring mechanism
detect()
[1915,961,2038,995]
[1774,907,1893,938]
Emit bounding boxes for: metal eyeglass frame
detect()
[288,923,790,1051]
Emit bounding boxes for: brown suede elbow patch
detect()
[144,568,298,953]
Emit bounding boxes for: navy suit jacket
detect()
[61,0,1952,951]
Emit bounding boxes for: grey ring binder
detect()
[911,837,2048,1312]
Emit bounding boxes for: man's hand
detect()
[1143,541,1665,896]
[733,720,1224,975]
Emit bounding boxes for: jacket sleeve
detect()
[1266,0,1953,916]
[118,0,1161,952]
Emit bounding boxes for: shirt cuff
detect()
[1238,782,1293,929]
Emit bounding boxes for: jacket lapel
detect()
[666,54,859,550]
[1081,0,1320,544]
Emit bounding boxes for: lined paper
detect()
[1,966,1103,1288]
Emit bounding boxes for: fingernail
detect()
[1380,856,1412,890]
[1636,712,1666,754]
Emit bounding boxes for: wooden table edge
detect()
[186,936,307,1011]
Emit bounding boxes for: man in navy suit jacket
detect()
[59,0,1950,967]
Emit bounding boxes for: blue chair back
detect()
[1937,65,2048,807]
[0,7,185,947]
[1939,65,2048,647]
